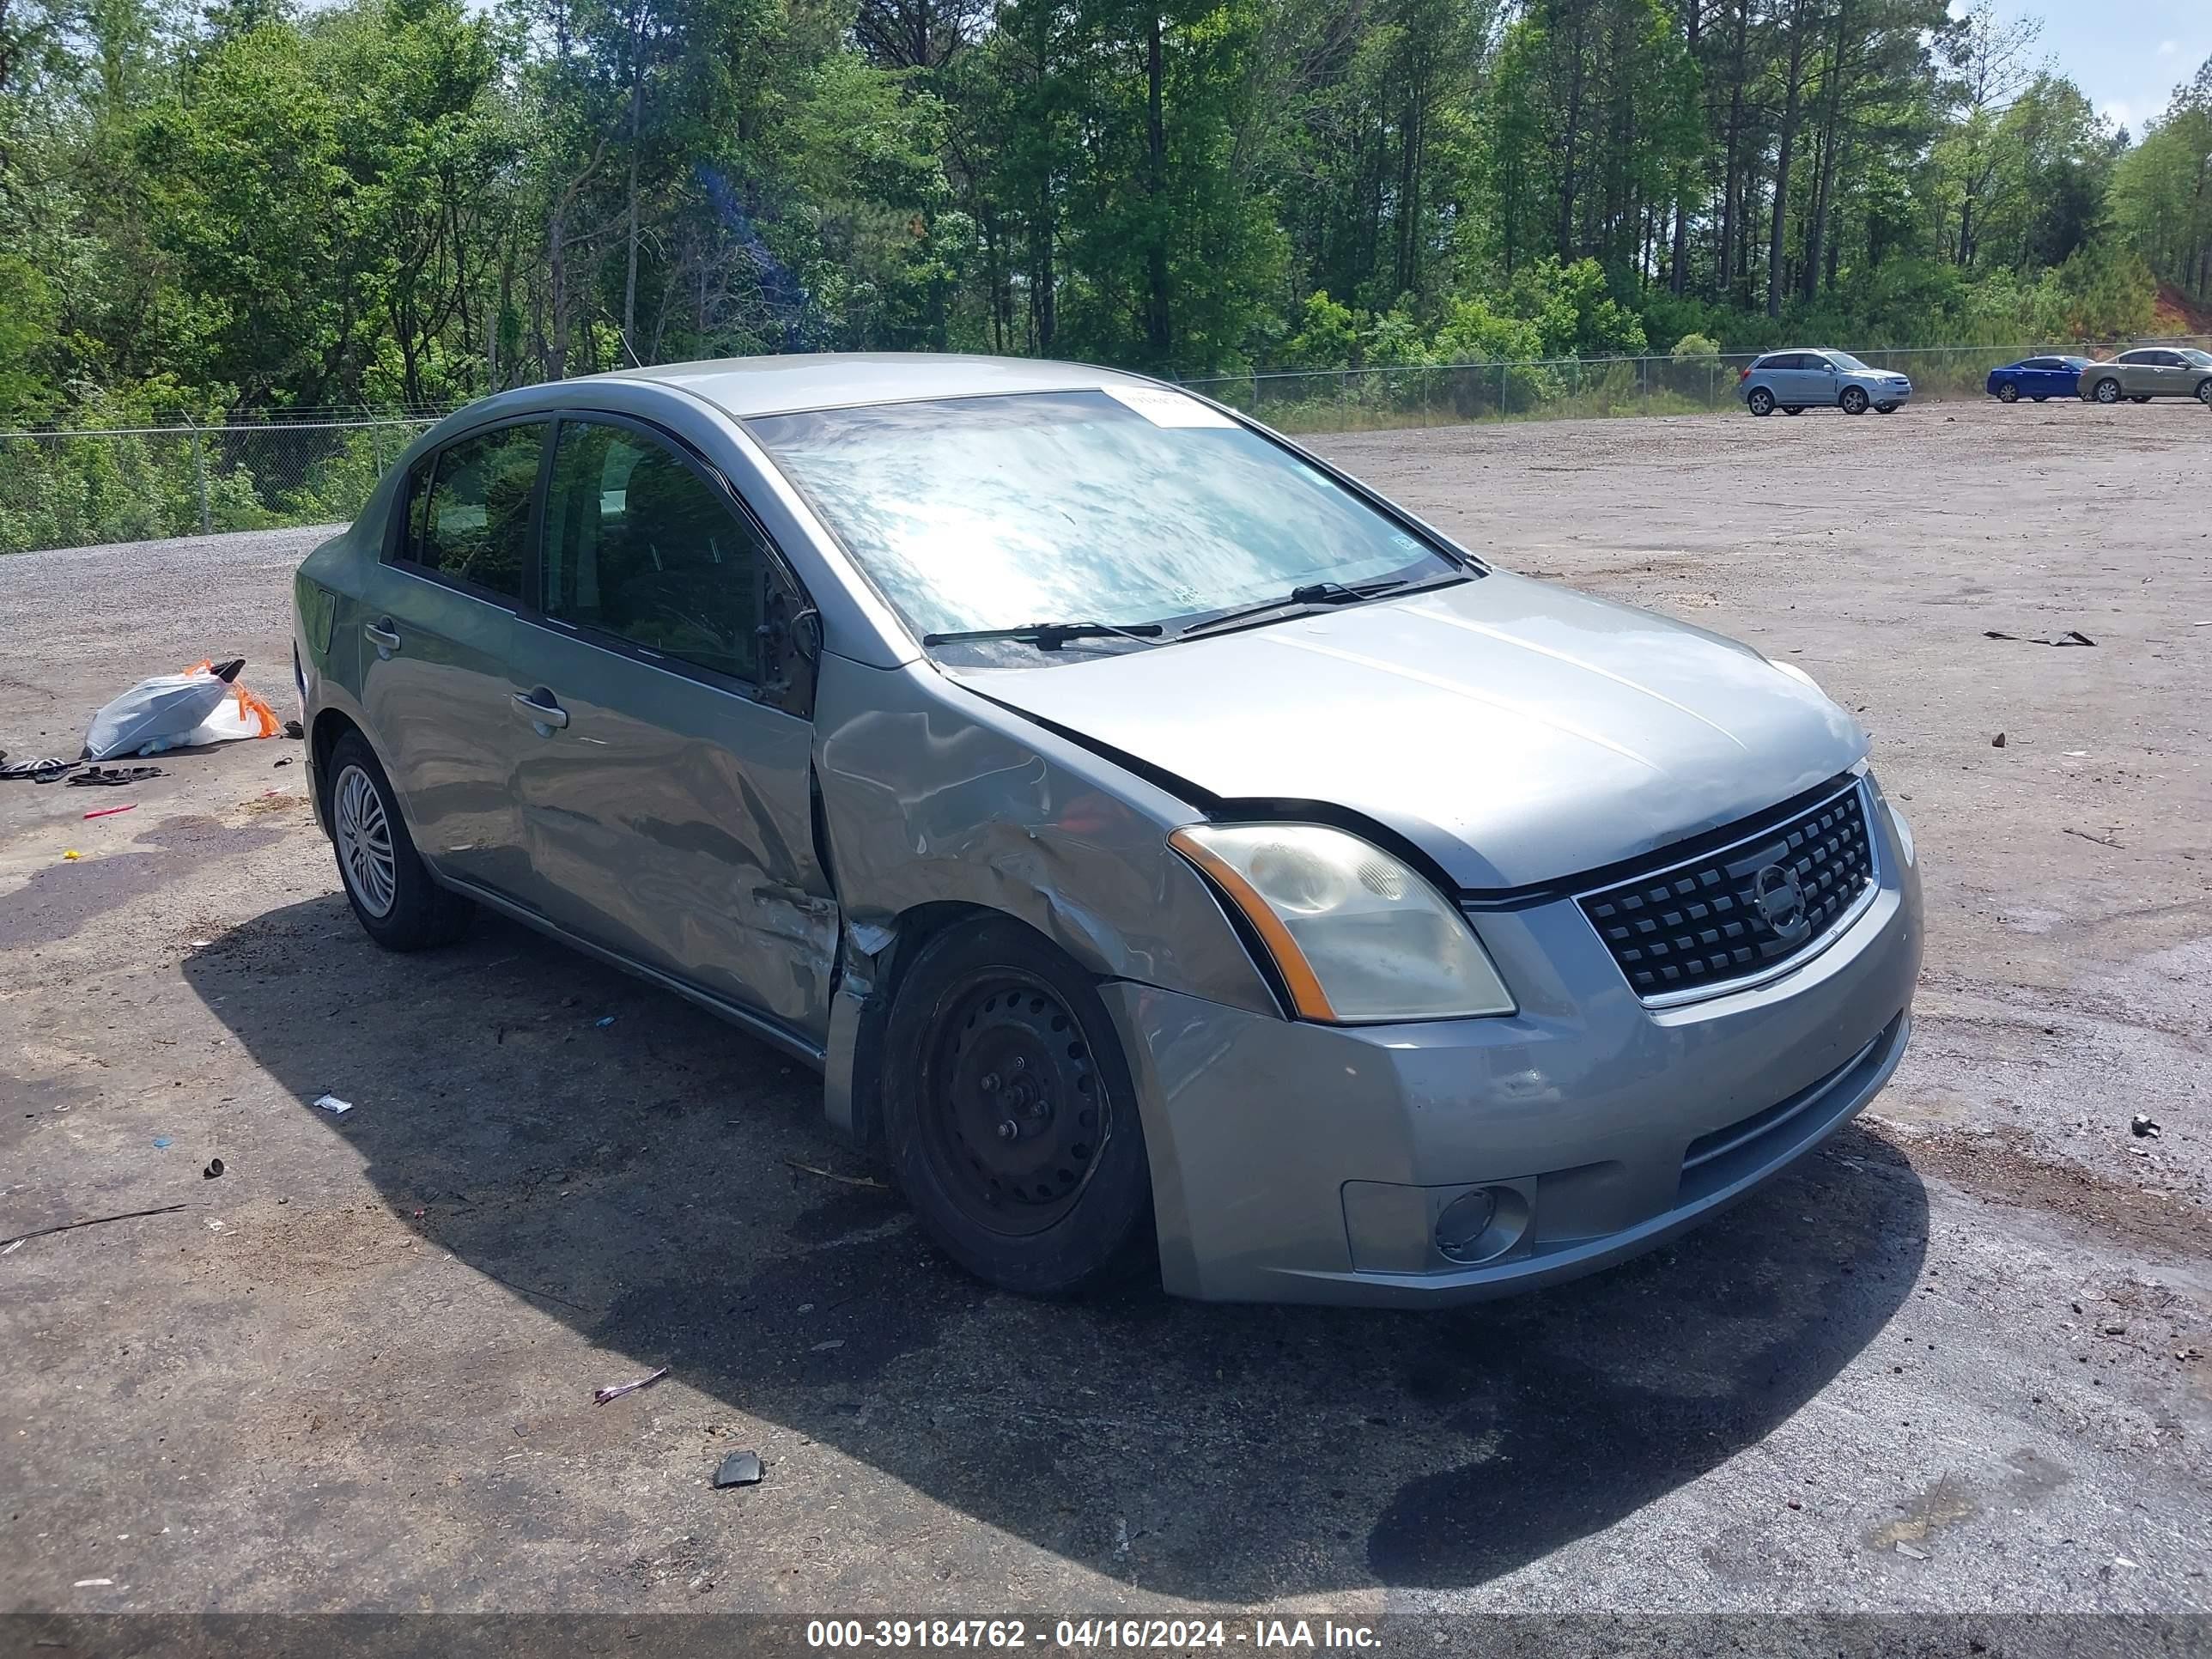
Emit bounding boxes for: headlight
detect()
[1169,823,1515,1022]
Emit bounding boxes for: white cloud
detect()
[2101,100,2134,129]
[2156,39,2178,57]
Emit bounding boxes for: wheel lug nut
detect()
[980,1073,999,1093]
[1012,1056,1027,1072]
[997,1119,1019,1141]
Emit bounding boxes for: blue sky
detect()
[1979,0,2209,137]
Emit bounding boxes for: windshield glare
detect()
[1828,352,1872,371]
[749,390,1461,643]
[2181,349,2212,368]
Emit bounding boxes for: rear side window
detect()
[2118,350,2156,364]
[398,423,547,602]
[541,420,761,684]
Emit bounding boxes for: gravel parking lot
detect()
[2,403,2207,1639]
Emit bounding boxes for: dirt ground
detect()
[2,401,2208,1636]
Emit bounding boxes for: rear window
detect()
[398,422,547,602]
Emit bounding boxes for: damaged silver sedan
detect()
[292,354,1923,1305]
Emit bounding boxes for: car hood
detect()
[943,572,1868,890]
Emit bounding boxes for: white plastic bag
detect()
[82,660,281,760]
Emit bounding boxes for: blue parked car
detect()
[1986,356,2089,403]
[1738,349,1912,416]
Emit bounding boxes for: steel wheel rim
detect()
[919,971,1109,1237]
[333,763,398,918]
[2097,380,2119,403]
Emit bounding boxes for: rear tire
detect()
[1875,403,1899,414]
[1840,386,1869,416]
[1747,387,1775,417]
[880,915,1155,1297]
[2130,395,2151,404]
[324,731,471,951]
[2032,394,2049,402]
[2094,378,2121,404]
[1996,383,2019,403]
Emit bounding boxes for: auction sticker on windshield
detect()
[1102,384,1237,428]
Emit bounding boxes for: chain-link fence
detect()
[1178,338,2212,434]
[0,416,451,556]
[8,337,2209,553]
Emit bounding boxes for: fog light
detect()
[1434,1189,1499,1262]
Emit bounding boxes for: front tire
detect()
[2094,378,2121,404]
[1747,387,1775,416]
[881,916,1155,1297]
[1840,386,1869,415]
[1996,383,2019,403]
[2197,380,2212,405]
[324,732,471,951]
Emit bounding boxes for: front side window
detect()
[541,420,761,684]
[404,422,547,601]
[749,389,1462,643]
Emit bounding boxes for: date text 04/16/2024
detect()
[805,1620,1382,1650]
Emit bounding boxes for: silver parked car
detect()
[1738,349,1912,416]
[2075,346,2212,405]
[293,355,1923,1306]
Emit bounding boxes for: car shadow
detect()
[184,892,1928,1599]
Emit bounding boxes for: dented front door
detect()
[502,623,837,1042]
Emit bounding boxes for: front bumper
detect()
[1869,381,1912,404]
[1108,793,1923,1306]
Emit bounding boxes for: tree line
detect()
[1,0,2209,426]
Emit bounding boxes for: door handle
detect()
[512,691,569,732]
[363,618,401,653]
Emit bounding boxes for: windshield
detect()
[1827,352,1872,371]
[748,389,1463,643]
[2180,349,2212,368]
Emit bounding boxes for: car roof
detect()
[565,352,1158,420]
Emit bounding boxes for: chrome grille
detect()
[1578,781,1875,1000]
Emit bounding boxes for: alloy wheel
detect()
[2095,379,2120,404]
[332,763,398,918]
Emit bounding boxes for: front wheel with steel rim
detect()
[323,730,471,951]
[2197,380,2212,405]
[882,916,1154,1295]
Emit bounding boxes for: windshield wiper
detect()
[1176,570,1473,641]
[921,620,1166,651]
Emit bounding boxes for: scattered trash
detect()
[203,1158,225,1180]
[70,765,164,787]
[82,803,137,820]
[2063,750,2088,757]
[73,1578,113,1589]
[784,1158,890,1190]
[0,1203,188,1252]
[594,1015,617,1029]
[284,719,305,738]
[2177,1346,2203,1364]
[809,1340,846,1352]
[1991,732,2006,748]
[83,658,281,760]
[593,1364,670,1406]
[273,757,293,768]
[311,1093,354,1115]
[2131,1115,2160,1139]
[2062,827,2123,849]
[152,1137,173,1150]
[191,939,211,949]
[61,850,80,861]
[714,1449,764,1488]
[0,1239,20,1257]
[0,756,78,782]
[1982,629,2096,647]
[2102,1323,2126,1336]
[1893,1541,1929,1560]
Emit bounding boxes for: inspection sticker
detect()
[1101,383,1237,428]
